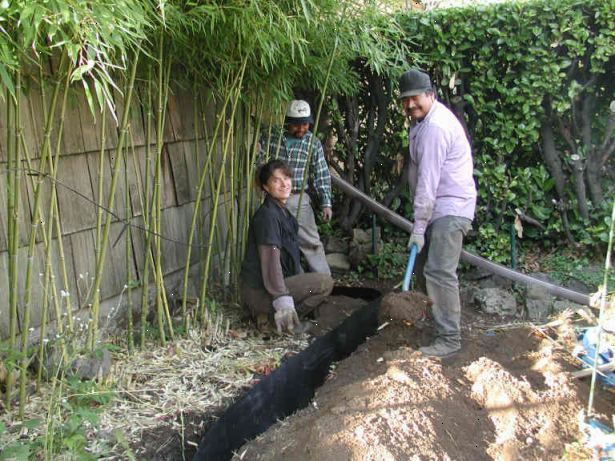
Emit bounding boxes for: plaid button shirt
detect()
[258,129,332,208]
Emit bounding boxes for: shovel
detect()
[402,243,419,292]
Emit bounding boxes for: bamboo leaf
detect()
[82,78,96,121]
[0,62,14,98]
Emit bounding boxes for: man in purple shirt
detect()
[399,69,477,358]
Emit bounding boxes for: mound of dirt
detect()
[234,316,586,460]
[378,291,432,325]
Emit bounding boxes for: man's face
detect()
[263,168,292,203]
[401,92,434,121]
[287,122,309,139]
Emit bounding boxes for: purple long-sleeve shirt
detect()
[407,100,477,235]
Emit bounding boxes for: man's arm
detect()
[412,125,448,235]
[258,245,289,299]
[310,137,332,209]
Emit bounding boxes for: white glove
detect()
[407,233,425,253]
[272,296,300,334]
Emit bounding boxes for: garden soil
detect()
[231,291,602,461]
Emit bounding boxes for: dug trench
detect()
[139,287,614,460]
[189,287,615,461]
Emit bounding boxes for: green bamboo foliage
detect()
[0,0,412,423]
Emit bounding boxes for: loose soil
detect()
[232,291,608,461]
[130,287,614,461]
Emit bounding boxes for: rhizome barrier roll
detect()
[192,286,382,461]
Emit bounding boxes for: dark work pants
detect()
[240,273,334,319]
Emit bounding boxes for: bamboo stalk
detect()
[199,61,247,317]
[587,198,615,417]
[150,31,171,345]
[19,53,71,416]
[140,67,154,348]
[179,88,233,329]
[35,71,72,388]
[87,51,140,351]
[33,67,74,338]
[296,37,338,216]
[5,70,18,409]
[125,128,135,353]
[94,105,108,280]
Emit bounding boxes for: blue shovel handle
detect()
[402,243,418,292]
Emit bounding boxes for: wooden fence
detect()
[0,85,232,340]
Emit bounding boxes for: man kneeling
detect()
[239,160,333,333]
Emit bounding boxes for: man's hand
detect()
[407,232,425,253]
[272,296,300,333]
[322,207,333,222]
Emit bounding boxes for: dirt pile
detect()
[378,291,431,325]
[234,316,585,460]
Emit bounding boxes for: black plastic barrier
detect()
[192,286,381,461]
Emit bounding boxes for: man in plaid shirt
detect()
[258,100,332,274]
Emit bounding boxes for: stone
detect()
[348,227,382,268]
[326,253,351,272]
[348,244,367,268]
[70,349,112,381]
[324,236,348,254]
[553,300,585,314]
[525,299,552,322]
[525,272,557,300]
[463,266,493,281]
[353,227,380,245]
[474,287,517,316]
[460,285,478,309]
[565,278,592,294]
[477,274,513,290]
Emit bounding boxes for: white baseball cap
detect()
[285,100,313,124]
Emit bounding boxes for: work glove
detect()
[407,232,425,253]
[272,295,300,334]
[322,207,333,222]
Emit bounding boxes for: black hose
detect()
[331,174,590,306]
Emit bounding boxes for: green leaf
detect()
[0,63,14,99]
[0,443,30,461]
[21,418,42,430]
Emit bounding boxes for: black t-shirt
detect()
[240,196,301,289]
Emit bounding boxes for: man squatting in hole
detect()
[399,69,477,358]
[239,160,333,333]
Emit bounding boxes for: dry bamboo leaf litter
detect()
[0,324,309,459]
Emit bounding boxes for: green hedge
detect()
[395,0,615,261]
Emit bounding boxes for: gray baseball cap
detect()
[398,69,433,99]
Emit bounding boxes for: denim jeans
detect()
[414,215,472,345]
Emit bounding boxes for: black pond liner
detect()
[192,286,382,461]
